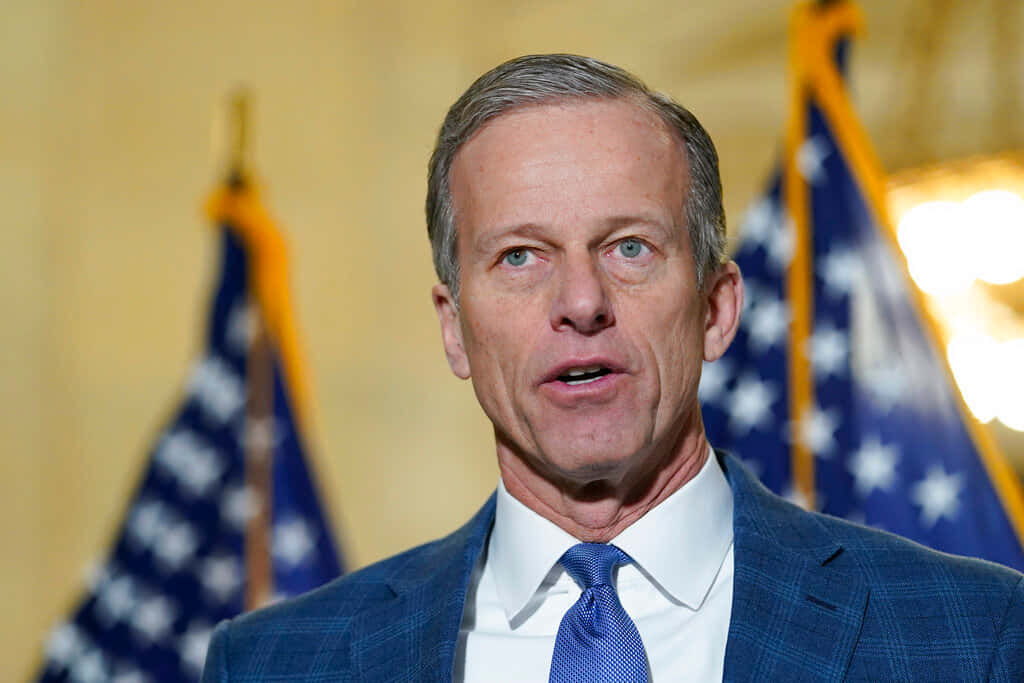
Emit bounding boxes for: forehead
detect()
[449,98,689,235]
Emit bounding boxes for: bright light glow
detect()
[947,332,1000,423]
[897,190,1024,293]
[947,333,1024,431]
[897,201,977,294]
[891,161,1024,436]
[962,190,1024,285]
[994,339,1024,430]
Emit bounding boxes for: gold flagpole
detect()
[225,89,276,610]
[244,330,275,610]
[784,3,819,509]
[228,88,251,188]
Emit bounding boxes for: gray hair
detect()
[426,53,726,301]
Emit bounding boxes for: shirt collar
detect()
[611,447,733,610]
[489,478,579,623]
[489,447,733,621]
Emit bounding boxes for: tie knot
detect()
[558,543,631,590]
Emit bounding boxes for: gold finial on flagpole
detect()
[227,87,251,188]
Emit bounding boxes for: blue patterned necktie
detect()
[549,543,649,682]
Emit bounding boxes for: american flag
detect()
[701,1,1024,571]
[37,184,344,682]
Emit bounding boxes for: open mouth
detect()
[557,365,612,385]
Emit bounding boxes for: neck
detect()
[497,427,711,543]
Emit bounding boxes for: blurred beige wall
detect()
[3,0,1022,680]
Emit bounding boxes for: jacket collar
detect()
[351,495,496,682]
[720,452,869,681]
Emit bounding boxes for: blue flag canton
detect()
[268,356,343,597]
[39,227,343,683]
[702,102,1024,572]
[700,174,796,499]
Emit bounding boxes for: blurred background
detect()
[3,0,1023,680]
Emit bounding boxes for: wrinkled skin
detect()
[433,98,743,540]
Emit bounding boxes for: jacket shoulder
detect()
[725,451,1024,681]
[813,509,1023,591]
[808,510,1024,679]
[722,450,1023,593]
[235,537,444,628]
[201,495,496,681]
[200,542,443,682]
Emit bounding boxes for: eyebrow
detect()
[604,214,673,236]
[473,213,673,255]
[473,223,549,256]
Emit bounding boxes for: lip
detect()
[540,356,627,385]
[540,370,618,403]
[538,356,628,405]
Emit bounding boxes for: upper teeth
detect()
[565,365,603,376]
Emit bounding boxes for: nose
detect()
[549,253,614,335]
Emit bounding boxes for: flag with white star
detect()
[37,183,344,682]
[701,1,1024,570]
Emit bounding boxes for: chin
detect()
[538,435,648,486]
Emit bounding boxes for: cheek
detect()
[462,303,527,382]
[650,304,703,392]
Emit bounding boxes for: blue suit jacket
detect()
[203,453,1024,681]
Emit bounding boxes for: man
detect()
[203,54,1023,682]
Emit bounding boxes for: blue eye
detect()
[503,249,529,266]
[617,239,645,258]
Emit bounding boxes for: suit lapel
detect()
[720,454,869,682]
[352,495,496,682]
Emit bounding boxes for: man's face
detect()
[434,98,737,489]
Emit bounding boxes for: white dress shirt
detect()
[455,449,734,682]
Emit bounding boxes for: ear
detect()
[432,283,471,379]
[702,261,744,362]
